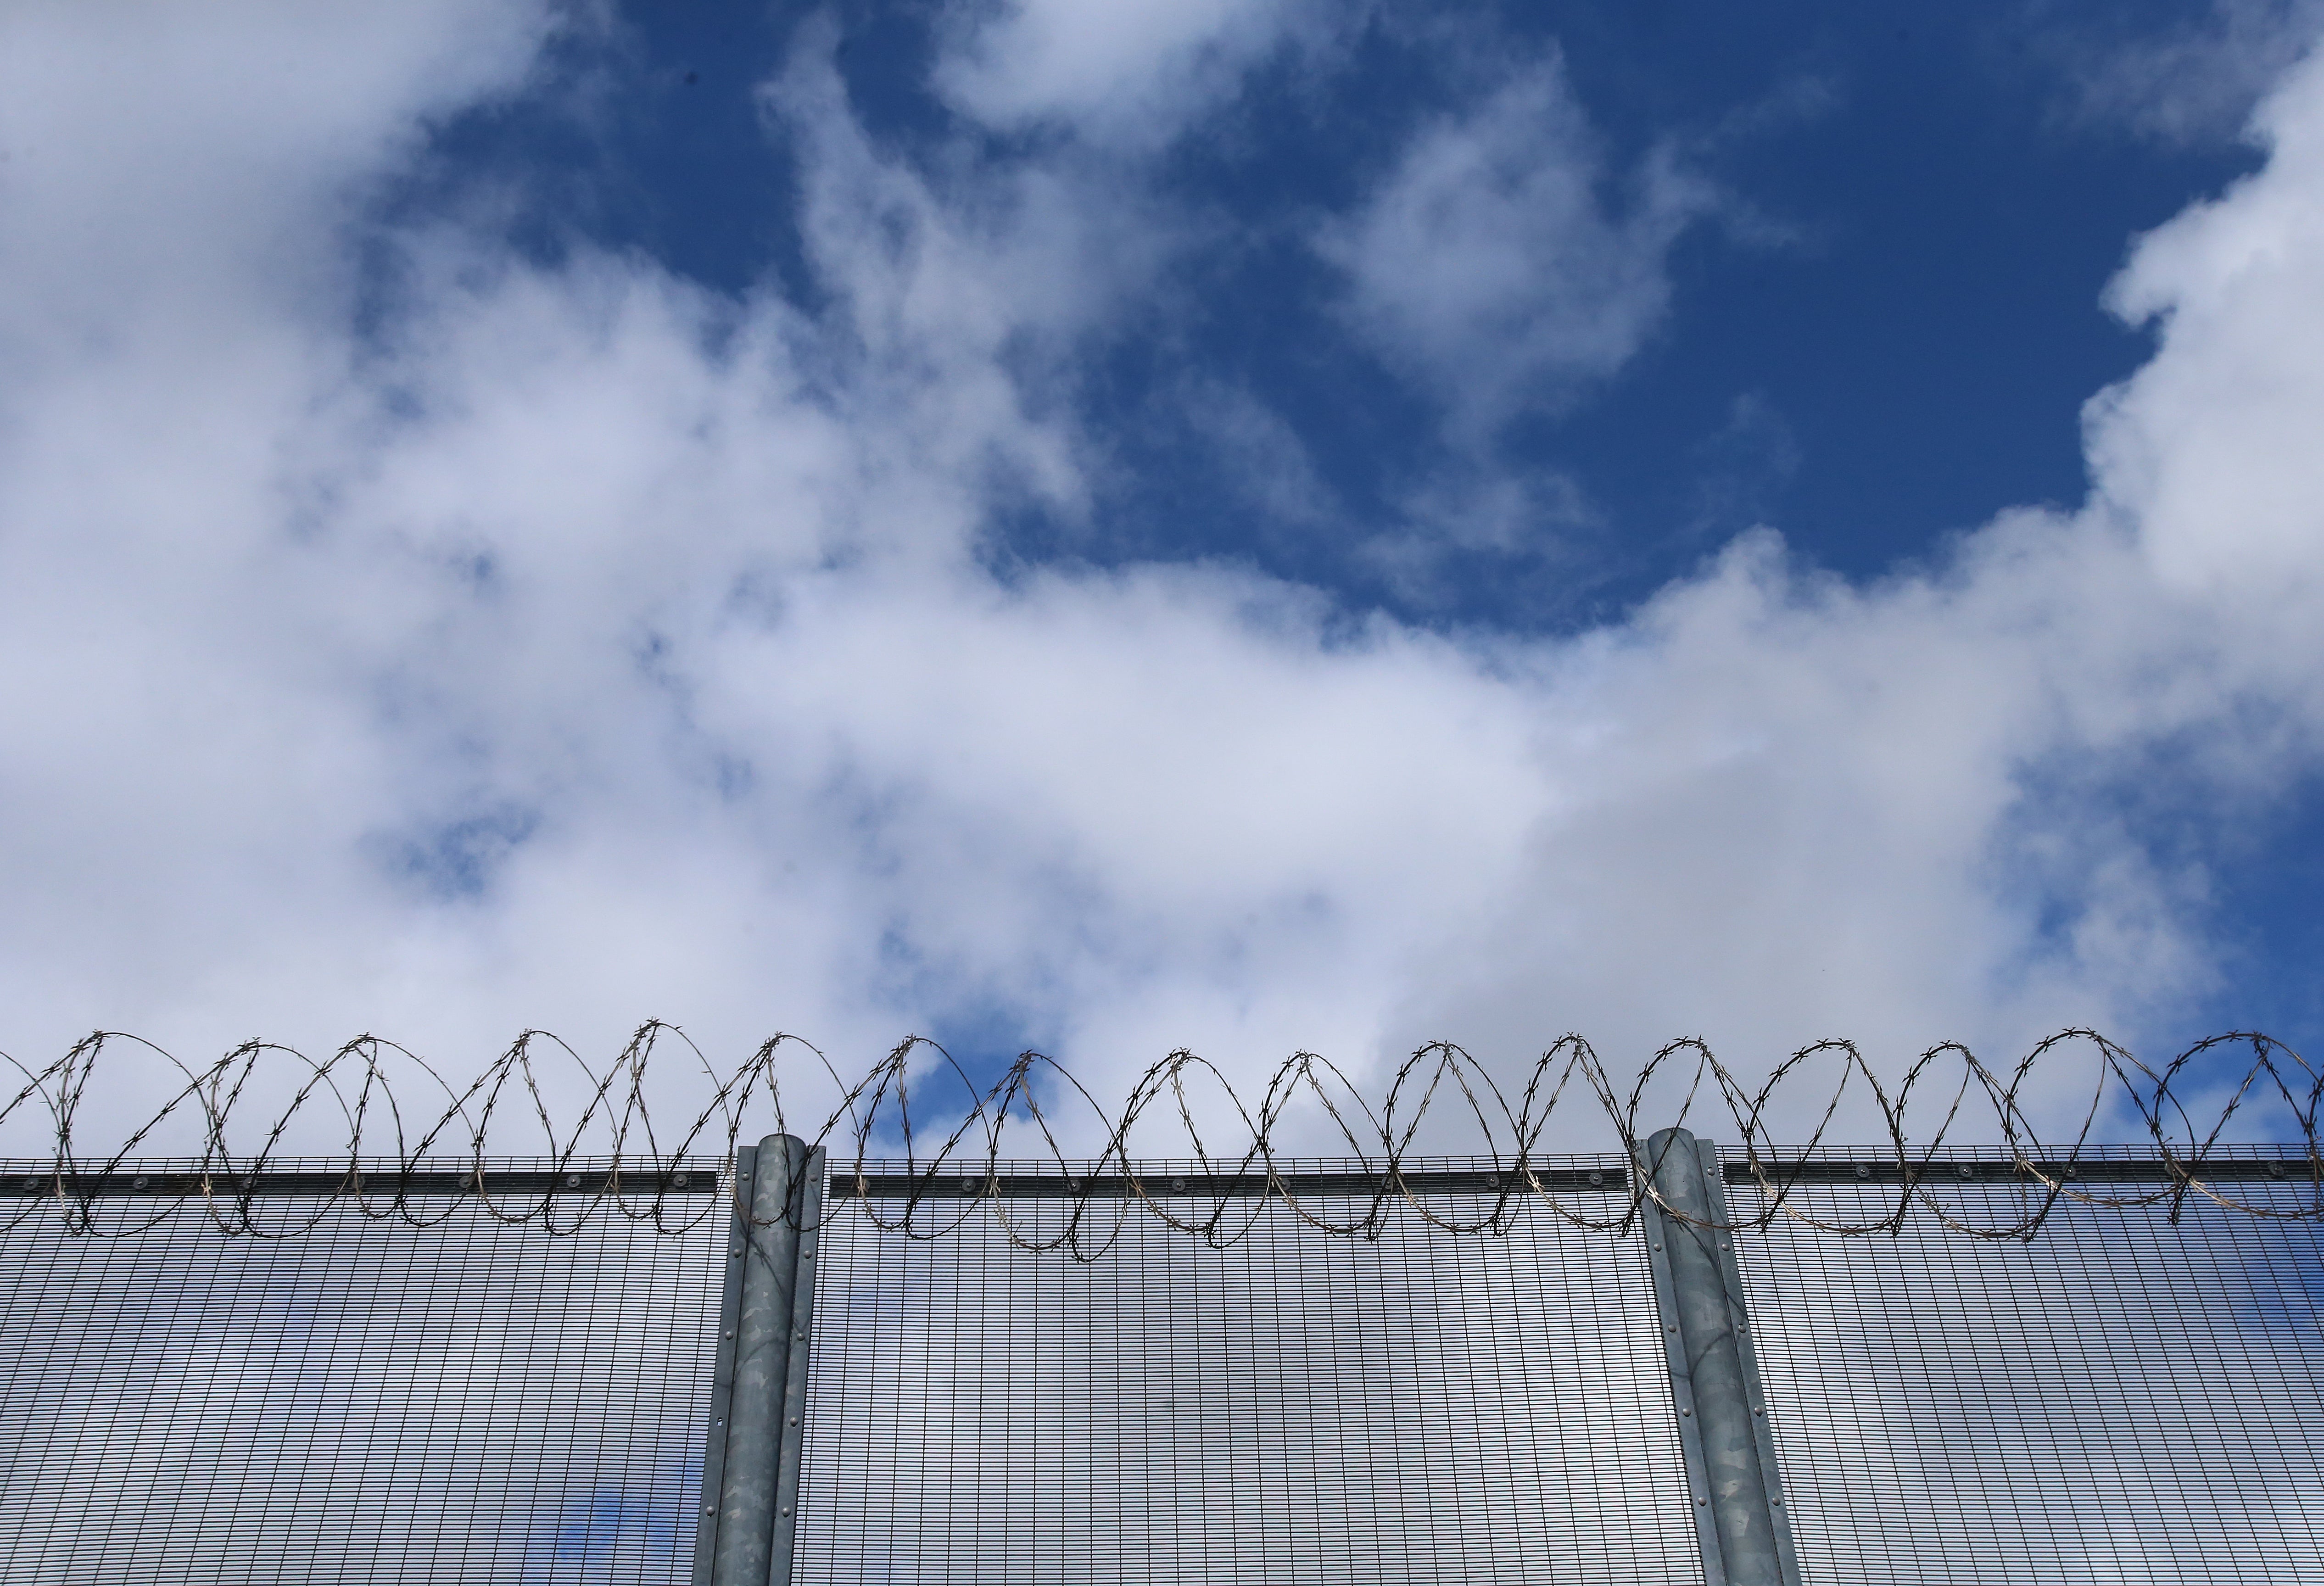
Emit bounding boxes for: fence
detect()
[2,1030,2320,1583]
[3,1140,2318,1584]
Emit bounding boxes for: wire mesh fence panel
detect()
[794,1154,1698,1586]
[1726,1145,2324,1586]
[0,1159,727,1586]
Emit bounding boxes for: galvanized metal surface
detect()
[1697,1139,1804,1586]
[769,1148,825,1586]
[707,1134,808,1586]
[1721,1154,2313,1185]
[1638,1128,1800,1586]
[0,1163,718,1198]
[826,1164,1627,1199]
[691,1145,758,1586]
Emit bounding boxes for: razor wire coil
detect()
[1,1025,2316,1253]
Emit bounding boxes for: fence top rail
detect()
[830,1161,1632,1199]
[0,1158,721,1198]
[1729,1155,2314,1185]
[4,1146,2315,1200]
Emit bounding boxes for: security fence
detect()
[797,1151,1693,1586]
[1728,1145,2324,1586]
[0,1161,726,1586]
[2,1135,2318,1586]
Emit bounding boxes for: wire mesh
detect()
[794,1153,1698,1586]
[7,1136,2318,1586]
[1726,1144,2324,1586]
[0,1157,726,1586]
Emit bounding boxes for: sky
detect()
[5,0,2324,1153]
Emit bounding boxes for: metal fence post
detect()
[767,1146,824,1586]
[1637,1128,1802,1586]
[698,1134,811,1586]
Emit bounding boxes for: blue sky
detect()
[433,2,2256,606]
[4,0,2324,1149]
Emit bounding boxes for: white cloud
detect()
[2091,53,2324,631]
[933,0,1329,146]
[1316,58,1715,443]
[4,7,2324,1163]
[0,1,558,361]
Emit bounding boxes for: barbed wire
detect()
[0,1026,2315,1250]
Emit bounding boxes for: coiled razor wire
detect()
[1,1025,2317,1253]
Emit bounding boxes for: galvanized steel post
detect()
[1637,1128,1801,1586]
[767,1144,824,1586]
[698,1134,816,1586]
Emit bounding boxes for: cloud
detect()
[1315,57,1715,443]
[5,6,2324,1162]
[2041,0,2324,147]
[933,0,1331,147]
[1358,467,1602,611]
[2091,52,2324,624]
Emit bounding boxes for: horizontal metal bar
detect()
[1726,1156,2315,1185]
[0,1165,721,1198]
[827,1165,1629,1199]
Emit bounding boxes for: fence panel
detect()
[793,1153,1695,1586]
[8,1143,2320,1585]
[0,1160,726,1586]
[1726,1145,2324,1586]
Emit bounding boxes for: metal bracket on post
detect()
[1637,1128,1803,1586]
[696,1135,815,1586]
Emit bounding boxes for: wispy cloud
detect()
[1315,56,1716,444]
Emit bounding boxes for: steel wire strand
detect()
[0,1025,2317,1250]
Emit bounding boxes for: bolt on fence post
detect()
[699,1134,810,1586]
[1636,1128,1802,1586]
